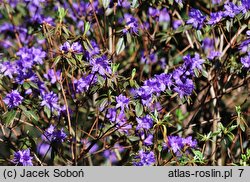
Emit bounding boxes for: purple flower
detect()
[71,42,83,52]
[183,53,205,72]
[175,0,183,3]
[202,38,221,59]
[3,90,23,109]
[136,115,154,131]
[0,40,13,48]
[15,70,37,84]
[159,8,170,23]
[0,61,17,79]
[241,54,250,68]
[117,0,130,8]
[25,89,32,95]
[186,9,206,29]
[207,50,221,60]
[173,20,182,29]
[103,150,118,163]
[123,14,139,35]
[60,42,82,53]
[168,136,183,153]
[148,7,160,18]
[44,69,61,84]
[16,47,45,69]
[134,150,155,166]
[155,73,173,90]
[134,86,153,107]
[212,0,221,4]
[116,112,132,133]
[90,56,112,76]
[107,108,117,122]
[82,139,99,154]
[43,125,67,143]
[223,3,242,18]
[202,37,215,51]
[103,143,124,163]
[12,149,33,166]
[241,0,250,11]
[32,47,46,64]
[37,143,51,157]
[165,136,198,156]
[207,11,224,25]
[74,74,97,93]
[52,129,67,142]
[140,52,158,64]
[172,67,185,83]
[116,94,130,110]
[143,134,154,146]
[239,38,250,53]
[86,40,100,59]
[144,77,166,94]
[174,78,194,98]
[182,136,197,148]
[107,108,131,133]
[60,42,71,52]
[41,92,60,112]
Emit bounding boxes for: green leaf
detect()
[196,30,203,42]
[168,0,174,5]
[3,110,17,126]
[226,20,231,32]
[23,82,30,90]
[102,0,110,9]
[194,68,199,77]
[111,63,120,73]
[53,56,61,67]
[62,26,70,37]
[116,37,125,55]
[135,102,143,117]
[19,105,39,123]
[201,69,208,78]
[57,7,68,23]
[128,136,140,142]
[68,58,77,66]
[131,68,136,79]
[131,0,139,8]
[29,82,39,89]
[84,22,91,36]
[227,132,235,142]
[44,106,51,119]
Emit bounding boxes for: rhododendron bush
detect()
[0,0,250,166]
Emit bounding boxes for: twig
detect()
[173,10,194,49]
[219,24,247,59]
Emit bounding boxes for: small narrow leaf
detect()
[131,0,139,8]
[135,102,143,117]
[102,0,110,9]
[84,22,91,36]
[116,37,125,55]
[3,110,17,126]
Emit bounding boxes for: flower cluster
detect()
[133,150,156,166]
[133,53,205,108]
[3,90,23,109]
[240,31,250,69]
[122,14,139,35]
[60,42,83,53]
[166,136,197,156]
[186,9,206,29]
[43,125,67,143]
[185,1,250,27]
[12,149,33,166]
